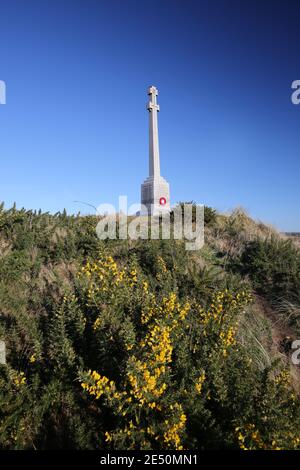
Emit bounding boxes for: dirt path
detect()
[254,293,300,390]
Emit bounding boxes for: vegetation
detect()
[0,203,299,449]
[234,237,300,303]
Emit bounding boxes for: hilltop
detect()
[0,203,299,449]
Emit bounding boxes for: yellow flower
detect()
[93,317,101,330]
[195,371,206,394]
[148,402,156,409]
[143,281,148,292]
[13,371,26,387]
[29,354,36,363]
[105,431,112,442]
[81,370,117,400]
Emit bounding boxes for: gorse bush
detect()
[234,237,300,303]
[76,254,300,450]
[170,203,217,226]
[0,205,300,449]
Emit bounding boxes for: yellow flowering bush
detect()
[78,254,260,450]
[75,251,300,450]
[79,257,193,449]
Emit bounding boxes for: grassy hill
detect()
[0,203,300,449]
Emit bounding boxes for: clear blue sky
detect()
[0,0,299,230]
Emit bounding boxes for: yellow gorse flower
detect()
[235,424,282,450]
[163,404,187,450]
[29,354,36,363]
[81,370,117,400]
[13,371,26,387]
[195,371,206,394]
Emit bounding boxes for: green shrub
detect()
[170,202,217,226]
[0,206,300,450]
[234,237,300,302]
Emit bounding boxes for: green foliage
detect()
[234,237,300,302]
[0,204,299,449]
[170,202,217,226]
[204,206,217,226]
